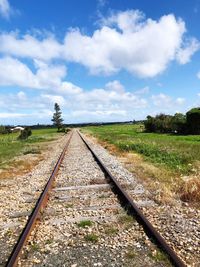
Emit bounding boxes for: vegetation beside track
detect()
[0,128,63,178]
[82,124,200,204]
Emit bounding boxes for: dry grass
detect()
[0,155,44,179]
[179,178,200,202]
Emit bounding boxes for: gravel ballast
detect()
[19,130,171,267]
[0,134,69,266]
[85,131,200,267]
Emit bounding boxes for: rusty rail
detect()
[6,131,73,267]
[78,131,186,267]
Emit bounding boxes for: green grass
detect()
[84,233,98,242]
[0,128,61,167]
[82,124,200,174]
[77,220,93,228]
[149,249,171,265]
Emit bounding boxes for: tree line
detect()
[144,107,200,134]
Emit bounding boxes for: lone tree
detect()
[52,103,64,131]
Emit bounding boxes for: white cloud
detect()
[152,93,185,107]
[0,112,27,118]
[59,81,83,95]
[41,94,66,106]
[0,0,10,19]
[100,9,144,32]
[97,0,107,8]
[152,93,172,107]
[0,79,148,123]
[0,57,66,89]
[63,11,198,77]
[0,10,198,77]
[0,32,62,61]
[0,57,37,87]
[105,80,125,93]
[72,109,126,117]
[134,86,149,95]
[176,97,185,105]
[197,71,200,79]
[176,38,200,64]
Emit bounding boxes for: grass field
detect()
[82,124,200,203]
[83,124,200,173]
[0,128,61,168]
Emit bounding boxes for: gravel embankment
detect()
[85,132,200,267]
[19,130,170,267]
[0,134,69,266]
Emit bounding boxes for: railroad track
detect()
[5,130,186,267]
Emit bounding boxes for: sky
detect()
[0,0,200,125]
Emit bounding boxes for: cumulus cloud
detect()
[0,79,148,123]
[152,93,185,107]
[105,80,125,93]
[0,0,10,19]
[0,10,198,77]
[0,32,62,61]
[0,57,66,89]
[0,112,27,118]
[176,38,200,64]
[64,11,199,77]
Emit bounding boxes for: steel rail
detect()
[6,131,73,267]
[78,131,186,267]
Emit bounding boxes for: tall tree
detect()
[52,103,64,131]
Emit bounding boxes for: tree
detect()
[186,107,200,134]
[171,113,186,134]
[144,114,173,133]
[51,103,64,131]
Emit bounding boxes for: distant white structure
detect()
[11,126,24,132]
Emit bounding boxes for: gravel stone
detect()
[18,130,170,267]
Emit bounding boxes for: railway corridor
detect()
[18,131,169,267]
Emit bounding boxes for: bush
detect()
[57,127,70,133]
[0,126,11,134]
[171,113,187,134]
[144,114,173,133]
[186,107,200,134]
[144,112,189,134]
[18,127,32,140]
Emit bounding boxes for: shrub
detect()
[144,112,188,134]
[186,107,200,134]
[144,114,173,133]
[0,126,11,134]
[171,113,187,134]
[18,127,32,140]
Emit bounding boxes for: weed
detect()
[31,242,40,251]
[149,249,170,264]
[84,233,98,243]
[65,203,74,208]
[77,220,93,228]
[45,239,53,244]
[105,226,118,235]
[23,149,41,155]
[5,229,13,237]
[118,214,133,224]
[125,250,136,259]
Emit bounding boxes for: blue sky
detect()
[0,0,200,125]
